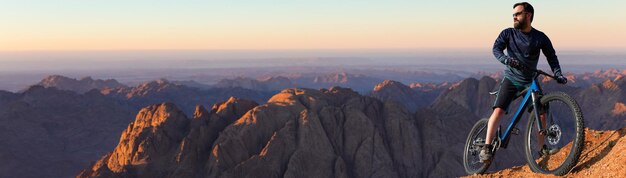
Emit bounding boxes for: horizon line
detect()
[1,47,624,53]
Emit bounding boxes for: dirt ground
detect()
[465,127,626,178]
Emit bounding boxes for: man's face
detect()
[513,6,529,29]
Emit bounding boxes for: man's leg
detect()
[480,107,506,163]
[485,108,506,145]
[481,77,517,163]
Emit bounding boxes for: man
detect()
[479,2,568,163]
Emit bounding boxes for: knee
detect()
[493,107,506,115]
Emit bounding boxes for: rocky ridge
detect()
[79,87,430,177]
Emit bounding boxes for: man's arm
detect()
[493,29,510,65]
[541,34,562,76]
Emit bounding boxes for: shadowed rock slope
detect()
[0,86,133,178]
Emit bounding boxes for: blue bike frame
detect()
[498,78,544,149]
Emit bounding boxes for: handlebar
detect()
[512,63,557,80]
[534,69,556,80]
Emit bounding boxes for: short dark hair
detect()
[513,2,534,22]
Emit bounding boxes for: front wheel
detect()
[464,118,491,175]
[524,92,584,176]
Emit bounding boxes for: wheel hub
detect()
[470,138,485,155]
[547,124,562,145]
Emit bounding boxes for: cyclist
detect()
[480,2,568,163]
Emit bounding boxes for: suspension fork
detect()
[531,91,546,135]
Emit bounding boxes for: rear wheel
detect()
[524,92,584,176]
[464,118,492,175]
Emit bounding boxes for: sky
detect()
[1,0,625,51]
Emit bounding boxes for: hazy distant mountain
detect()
[102,78,275,115]
[409,81,451,92]
[171,80,213,89]
[289,72,383,93]
[564,69,626,88]
[362,69,466,84]
[36,75,127,93]
[214,76,294,91]
[477,68,626,88]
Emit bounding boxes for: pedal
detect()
[511,127,520,135]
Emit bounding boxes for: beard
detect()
[514,20,527,29]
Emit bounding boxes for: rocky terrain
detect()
[466,127,626,177]
[79,87,428,177]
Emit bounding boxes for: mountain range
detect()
[1,69,625,177]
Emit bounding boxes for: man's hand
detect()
[506,57,526,70]
[555,75,568,84]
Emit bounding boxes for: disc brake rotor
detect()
[547,124,562,145]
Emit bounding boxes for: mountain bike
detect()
[463,69,584,176]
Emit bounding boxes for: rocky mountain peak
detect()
[601,79,620,91]
[133,102,189,132]
[40,75,73,84]
[212,96,259,118]
[612,102,626,116]
[90,102,190,176]
[410,81,451,92]
[122,79,184,97]
[373,80,410,92]
[193,105,210,120]
[615,75,624,82]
